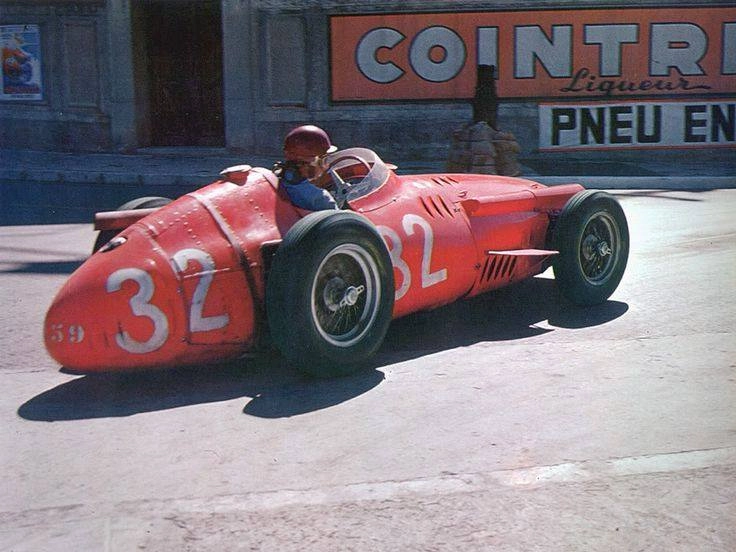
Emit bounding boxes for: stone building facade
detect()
[1,0,733,158]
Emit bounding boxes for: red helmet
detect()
[283,125,337,161]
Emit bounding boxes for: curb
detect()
[533,176,736,189]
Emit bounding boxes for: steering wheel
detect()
[323,154,371,208]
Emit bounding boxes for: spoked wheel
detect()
[266,211,394,377]
[553,191,629,305]
[578,212,620,283]
[312,243,382,348]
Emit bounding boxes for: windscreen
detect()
[321,147,390,202]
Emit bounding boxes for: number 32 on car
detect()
[105,248,230,354]
[378,213,448,301]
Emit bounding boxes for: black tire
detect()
[266,211,395,377]
[552,191,629,306]
[92,196,172,253]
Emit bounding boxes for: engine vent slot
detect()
[420,195,455,219]
[481,254,518,283]
[432,176,460,187]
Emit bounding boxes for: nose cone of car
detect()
[44,259,112,371]
[44,230,182,372]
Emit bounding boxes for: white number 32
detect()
[378,214,448,301]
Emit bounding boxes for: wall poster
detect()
[2,24,43,101]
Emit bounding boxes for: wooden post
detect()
[472,64,498,129]
[450,63,521,176]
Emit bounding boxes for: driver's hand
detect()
[313,171,334,190]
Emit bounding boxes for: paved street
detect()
[1,188,735,550]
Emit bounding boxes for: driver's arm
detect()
[286,181,338,211]
[313,171,334,190]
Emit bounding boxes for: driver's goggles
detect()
[296,155,327,169]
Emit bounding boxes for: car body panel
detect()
[353,172,477,317]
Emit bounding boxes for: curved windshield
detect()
[321,147,390,203]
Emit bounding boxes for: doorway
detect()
[138,0,225,147]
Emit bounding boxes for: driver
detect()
[274,125,339,211]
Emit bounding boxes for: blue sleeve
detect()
[284,180,338,211]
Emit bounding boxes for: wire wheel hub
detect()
[579,212,620,284]
[311,244,380,348]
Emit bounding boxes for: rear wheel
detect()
[266,211,394,377]
[92,196,172,253]
[553,191,629,305]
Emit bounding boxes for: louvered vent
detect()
[432,176,460,187]
[420,195,455,218]
[481,254,518,283]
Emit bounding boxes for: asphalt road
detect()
[1,188,735,551]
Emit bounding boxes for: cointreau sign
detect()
[330,8,736,101]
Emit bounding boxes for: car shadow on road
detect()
[375,275,628,365]
[18,276,626,423]
[17,356,385,422]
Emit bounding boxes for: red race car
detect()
[44,147,628,377]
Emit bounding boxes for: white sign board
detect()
[540,100,735,150]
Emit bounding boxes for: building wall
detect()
[0,0,110,151]
[253,0,734,159]
[1,0,732,158]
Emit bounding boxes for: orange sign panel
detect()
[330,8,736,101]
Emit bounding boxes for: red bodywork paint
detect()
[45,151,583,372]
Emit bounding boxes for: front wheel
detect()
[552,191,629,305]
[266,211,394,377]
